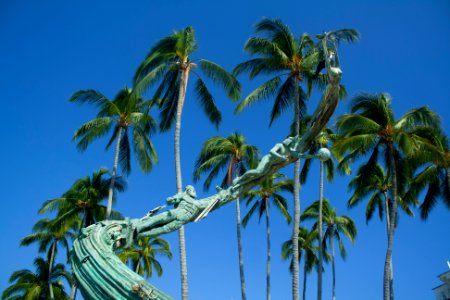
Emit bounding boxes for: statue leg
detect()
[137,220,184,238]
[135,211,175,234]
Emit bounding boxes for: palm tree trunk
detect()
[331,228,336,300]
[136,256,142,273]
[302,263,307,300]
[318,160,324,300]
[232,161,247,300]
[176,66,189,300]
[70,281,77,300]
[383,191,394,300]
[265,197,271,300]
[106,126,123,220]
[383,146,397,300]
[292,78,301,300]
[49,239,56,300]
[236,197,247,300]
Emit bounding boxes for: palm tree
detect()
[281,227,320,300]
[134,26,240,300]
[2,256,72,300]
[70,87,158,219]
[20,218,75,300]
[242,173,293,300]
[234,19,358,299]
[302,199,357,300]
[117,237,172,278]
[347,162,415,300]
[300,128,335,299]
[404,129,450,219]
[193,132,258,300]
[333,92,440,300]
[39,168,126,230]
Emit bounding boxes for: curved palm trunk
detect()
[176,66,189,300]
[49,239,56,300]
[331,228,336,300]
[265,197,271,300]
[106,126,123,220]
[292,78,301,300]
[302,262,308,300]
[318,161,324,300]
[384,146,397,300]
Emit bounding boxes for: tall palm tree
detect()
[404,129,450,219]
[281,227,320,300]
[300,128,335,299]
[234,19,358,299]
[20,218,75,300]
[134,26,240,300]
[302,199,357,300]
[333,92,440,300]
[70,87,158,219]
[117,237,172,278]
[2,256,72,300]
[347,162,415,300]
[242,173,293,300]
[193,132,258,300]
[39,168,126,230]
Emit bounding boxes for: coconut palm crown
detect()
[2,256,72,300]
[70,87,157,219]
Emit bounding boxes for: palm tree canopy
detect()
[301,199,357,259]
[39,168,126,228]
[234,18,358,125]
[348,163,416,224]
[193,132,259,190]
[133,26,241,132]
[333,92,441,173]
[234,18,314,125]
[117,237,172,279]
[281,226,320,273]
[242,173,293,226]
[20,218,75,262]
[71,87,158,174]
[404,129,450,219]
[2,257,72,300]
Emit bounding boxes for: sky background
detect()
[0,0,449,299]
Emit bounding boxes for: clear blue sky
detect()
[0,1,449,299]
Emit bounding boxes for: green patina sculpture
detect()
[71,33,340,300]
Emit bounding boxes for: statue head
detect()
[185,185,197,198]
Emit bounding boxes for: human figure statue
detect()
[135,185,232,238]
[302,32,343,147]
[230,136,294,192]
[231,136,332,194]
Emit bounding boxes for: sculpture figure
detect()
[70,32,343,300]
[136,185,232,238]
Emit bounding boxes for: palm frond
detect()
[194,77,222,129]
[73,117,113,151]
[199,59,241,100]
[234,76,281,114]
